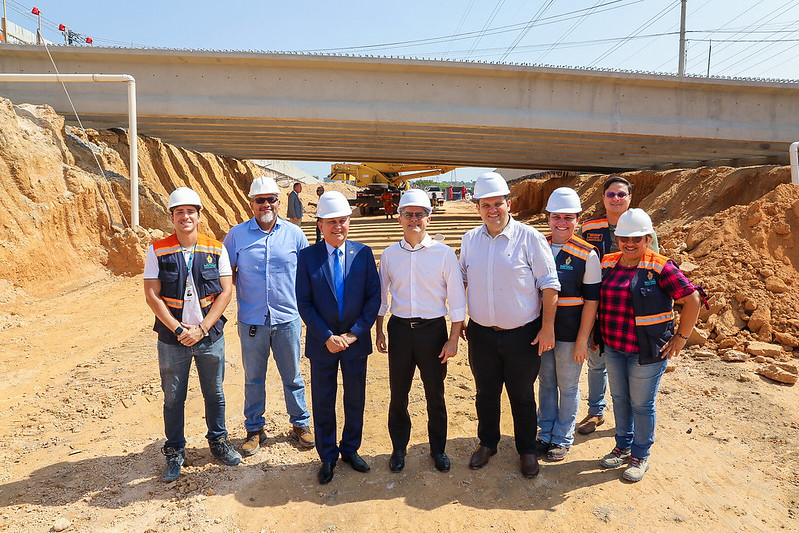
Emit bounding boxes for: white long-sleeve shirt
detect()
[379,234,466,322]
[460,218,560,329]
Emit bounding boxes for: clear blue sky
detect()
[7,0,799,180]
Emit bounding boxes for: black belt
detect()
[391,316,444,329]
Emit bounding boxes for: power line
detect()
[499,0,555,63]
[464,0,507,60]
[535,0,604,64]
[588,0,679,68]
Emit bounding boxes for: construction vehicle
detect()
[328,163,457,216]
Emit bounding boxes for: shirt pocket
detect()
[200,267,222,294]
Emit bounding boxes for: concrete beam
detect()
[1,45,797,171]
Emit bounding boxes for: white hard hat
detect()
[614,208,654,237]
[316,191,352,219]
[546,187,582,213]
[473,172,511,199]
[168,187,203,210]
[398,189,431,212]
[248,176,280,198]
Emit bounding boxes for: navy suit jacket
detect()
[296,239,380,360]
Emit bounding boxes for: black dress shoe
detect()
[431,452,450,472]
[318,461,335,484]
[341,452,371,472]
[469,445,497,470]
[389,450,405,472]
[520,453,540,478]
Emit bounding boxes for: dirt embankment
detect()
[511,166,799,380]
[0,98,351,291]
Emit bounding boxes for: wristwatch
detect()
[174,326,184,336]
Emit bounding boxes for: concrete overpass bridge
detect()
[1,44,798,172]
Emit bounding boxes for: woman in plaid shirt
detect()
[597,209,701,482]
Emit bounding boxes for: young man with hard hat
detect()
[375,189,466,473]
[223,176,314,457]
[295,191,380,485]
[459,172,560,478]
[143,187,241,482]
[577,176,660,435]
[535,187,601,462]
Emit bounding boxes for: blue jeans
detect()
[586,345,607,416]
[239,318,310,432]
[537,341,584,447]
[158,336,228,449]
[604,347,668,459]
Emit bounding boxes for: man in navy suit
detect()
[296,191,380,485]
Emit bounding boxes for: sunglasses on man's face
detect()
[605,191,629,199]
[618,236,644,243]
[253,196,278,204]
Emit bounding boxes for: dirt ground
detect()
[0,200,797,533]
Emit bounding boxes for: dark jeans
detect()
[467,318,542,455]
[387,316,448,455]
[158,336,228,450]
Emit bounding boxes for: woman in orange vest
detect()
[597,208,701,482]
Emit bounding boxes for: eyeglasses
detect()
[618,236,644,243]
[605,191,629,199]
[253,196,278,204]
[402,211,428,220]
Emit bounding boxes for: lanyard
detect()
[184,245,196,296]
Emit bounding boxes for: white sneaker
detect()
[622,456,649,482]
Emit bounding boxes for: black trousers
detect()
[387,315,448,455]
[467,317,542,455]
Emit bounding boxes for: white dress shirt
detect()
[460,217,560,329]
[379,234,467,322]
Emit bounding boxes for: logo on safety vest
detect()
[644,270,657,286]
[560,256,574,271]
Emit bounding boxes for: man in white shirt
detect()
[376,189,466,473]
[459,172,560,479]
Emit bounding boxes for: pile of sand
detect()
[509,165,797,358]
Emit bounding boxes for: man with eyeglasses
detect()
[223,176,315,457]
[375,189,466,473]
[577,176,659,435]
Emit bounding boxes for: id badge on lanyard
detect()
[184,246,195,302]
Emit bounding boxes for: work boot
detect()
[577,414,605,435]
[290,425,315,448]
[209,435,242,466]
[600,447,632,469]
[161,446,186,482]
[241,429,267,457]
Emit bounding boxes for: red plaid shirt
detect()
[600,260,695,353]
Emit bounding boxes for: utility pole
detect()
[2,0,8,44]
[678,0,687,76]
[706,40,712,77]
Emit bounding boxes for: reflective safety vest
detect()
[601,250,675,365]
[152,233,227,345]
[581,217,613,259]
[548,235,600,343]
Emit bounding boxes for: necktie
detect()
[334,248,344,318]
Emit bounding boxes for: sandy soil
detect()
[0,201,797,533]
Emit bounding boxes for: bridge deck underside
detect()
[76,114,790,171]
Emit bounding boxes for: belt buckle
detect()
[409,320,420,329]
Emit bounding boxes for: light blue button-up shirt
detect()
[223,217,309,326]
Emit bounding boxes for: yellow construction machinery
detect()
[328,163,457,216]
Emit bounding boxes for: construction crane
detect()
[328,163,457,216]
